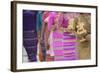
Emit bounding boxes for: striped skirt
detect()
[48,31,78,61]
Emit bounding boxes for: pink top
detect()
[56,13,69,28]
[48,12,57,31]
[42,11,50,21]
[61,14,69,28]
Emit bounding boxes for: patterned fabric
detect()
[49,31,78,61]
[48,12,57,31]
[57,13,69,28]
[23,10,38,62]
[42,11,50,21]
[62,32,78,60]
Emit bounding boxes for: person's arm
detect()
[40,22,45,41]
[41,17,49,41]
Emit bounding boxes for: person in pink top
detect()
[45,12,57,61]
[38,11,50,61]
[47,12,64,61]
[48,12,78,61]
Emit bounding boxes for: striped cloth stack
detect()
[53,31,78,61]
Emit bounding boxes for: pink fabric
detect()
[52,32,78,61]
[65,12,80,19]
[46,12,79,61]
[54,50,63,56]
[57,13,63,26]
[48,12,57,31]
[42,11,50,21]
[63,50,76,53]
[57,13,69,28]
[53,41,63,47]
[63,15,69,28]
[55,57,64,61]
[53,30,63,38]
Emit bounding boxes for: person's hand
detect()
[38,49,43,61]
[45,42,50,50]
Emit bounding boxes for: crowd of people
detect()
[23,10,91,62]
